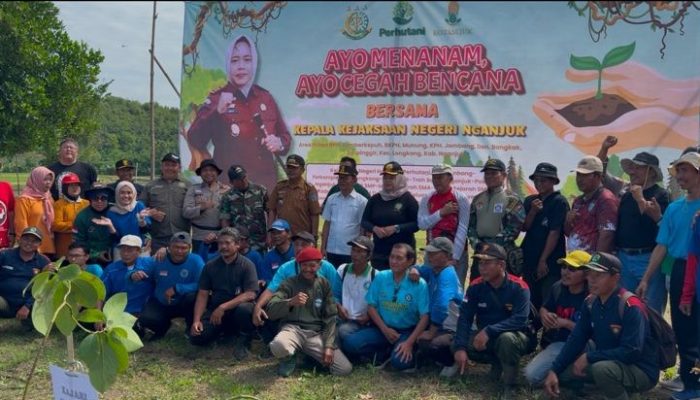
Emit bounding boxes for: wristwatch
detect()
[394,224,401,233]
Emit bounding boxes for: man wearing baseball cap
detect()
[453,242,531,396]
[418,164,471,285]
[321,162,368,268]
[259,219,295,285]
[267,246,352,376]
[416,237,463,377]
[109,159,144,197]
[0,227,53,326]
[544,252,658,400]
[140,152,192,253]
[220,164,269,253]
[130,232,205,341]
[524,250,589,386]
[564,155,619,253]
[468,158,526,281]
[521,162,570,310]
[639,151,700,399]
[101,235,153,317]
[336,236,376,343]
[268,154,321,239]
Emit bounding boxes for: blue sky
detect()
[56,1,184,108]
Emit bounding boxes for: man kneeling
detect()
[266,247,352,377]
[544,252,659,400]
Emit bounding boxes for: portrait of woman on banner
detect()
[185,34,291,190]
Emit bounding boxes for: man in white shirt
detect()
[336,236,375,343]
[321,164,368,268]
[418,164,470,284]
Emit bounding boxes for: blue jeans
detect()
[524,341,565,386]
[341,326,416,370]
[619,251,667,313]
[338,320,365,343]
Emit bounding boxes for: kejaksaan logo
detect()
[342,6,372,40]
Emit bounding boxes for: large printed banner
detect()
[179,1,700,201]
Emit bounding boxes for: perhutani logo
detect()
[392,1,413,25]
[445,1,462,25]
[379,27,426,37]
[342,7,372,40]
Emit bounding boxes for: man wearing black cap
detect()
[140,153,192,253]
[596,136,670,313]
[0,227,53,325]
[452,242,531,396]
[109,159,144,197]
[468,158,526,280]
[321,163,368,268]
[521,162,570,309]
[47,138,98,200]
[220,164,269,253]
[268,154,321,239]
[183,159,229,255]
[321,157,371,210]
[544,252,659,400]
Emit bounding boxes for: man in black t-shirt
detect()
[190,227,258,360]
[47,138,98,200]
[521,163,570,309]
[524,250,589,386]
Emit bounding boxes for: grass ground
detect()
[0,319,673,400]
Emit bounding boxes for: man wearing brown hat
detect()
[468,158,526,280]
[453,242,532,396]
[109,159,144,197]
[183,159,229,255]
[564,155,619,254]
[219,164,269,253]
[521,162,570,309]
[321,163,368,268]
[596,136,670,313]
[268,154,321,240]
[418,164,471,284]
[140,153,192,253]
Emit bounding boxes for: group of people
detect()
[2,135,700,400]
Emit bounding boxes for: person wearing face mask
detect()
[73,184,116,266]
[52,173,89,258]
[185,35,291,191]
[15,166,56,257]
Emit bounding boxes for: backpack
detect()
[339,263,376,282]
[586,289,677,370]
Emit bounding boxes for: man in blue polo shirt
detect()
[342,243,429,371]
[101,235,154,316]
[0,227,52,325]
[131,232,205,341]
[453,242,531,397]
[259,219,295,285]
[544,252,658,400]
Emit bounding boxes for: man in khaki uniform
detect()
[268,154,321,241]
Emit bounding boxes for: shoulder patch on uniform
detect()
[469,276,484,286]
[507,274,529,289]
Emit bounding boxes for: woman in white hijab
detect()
[106,181,151,246]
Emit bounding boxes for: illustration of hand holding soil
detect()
[533,42,700,155]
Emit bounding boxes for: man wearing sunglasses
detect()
[525,250,589,387]
[73,184,116,266]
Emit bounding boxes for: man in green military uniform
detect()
[219,165,269,252]
[468,158,526,281]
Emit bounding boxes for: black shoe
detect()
[233,335,251,361]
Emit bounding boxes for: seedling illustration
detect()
[569,42,636,99]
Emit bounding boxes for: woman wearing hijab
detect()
[106,181,151,244]
[361,162,419,270]
[185,34,292,190]
[52,173,89,258]
[15,166,55,257]
[74,184,116,266]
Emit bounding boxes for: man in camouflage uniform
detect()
[468,158,526,280]
[220,165,269,252]
[268,155,321,241]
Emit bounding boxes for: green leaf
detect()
[103,293,136,330]
[601,42,635,68]
[28,271,52,298]
[54,305,76,336]
[78,332,119,393]
[57,264,81,281]
[569,55,601,71]
[76,271,106,302]
[31,293,54,336]
[106,332,129,373]
[111,326,143,353]
[77,309,106,323]
[71,278,98,308]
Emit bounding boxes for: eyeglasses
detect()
[93,196,109,202]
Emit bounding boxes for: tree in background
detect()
[0,2,107,158]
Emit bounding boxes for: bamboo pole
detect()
[149,1,157,180]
